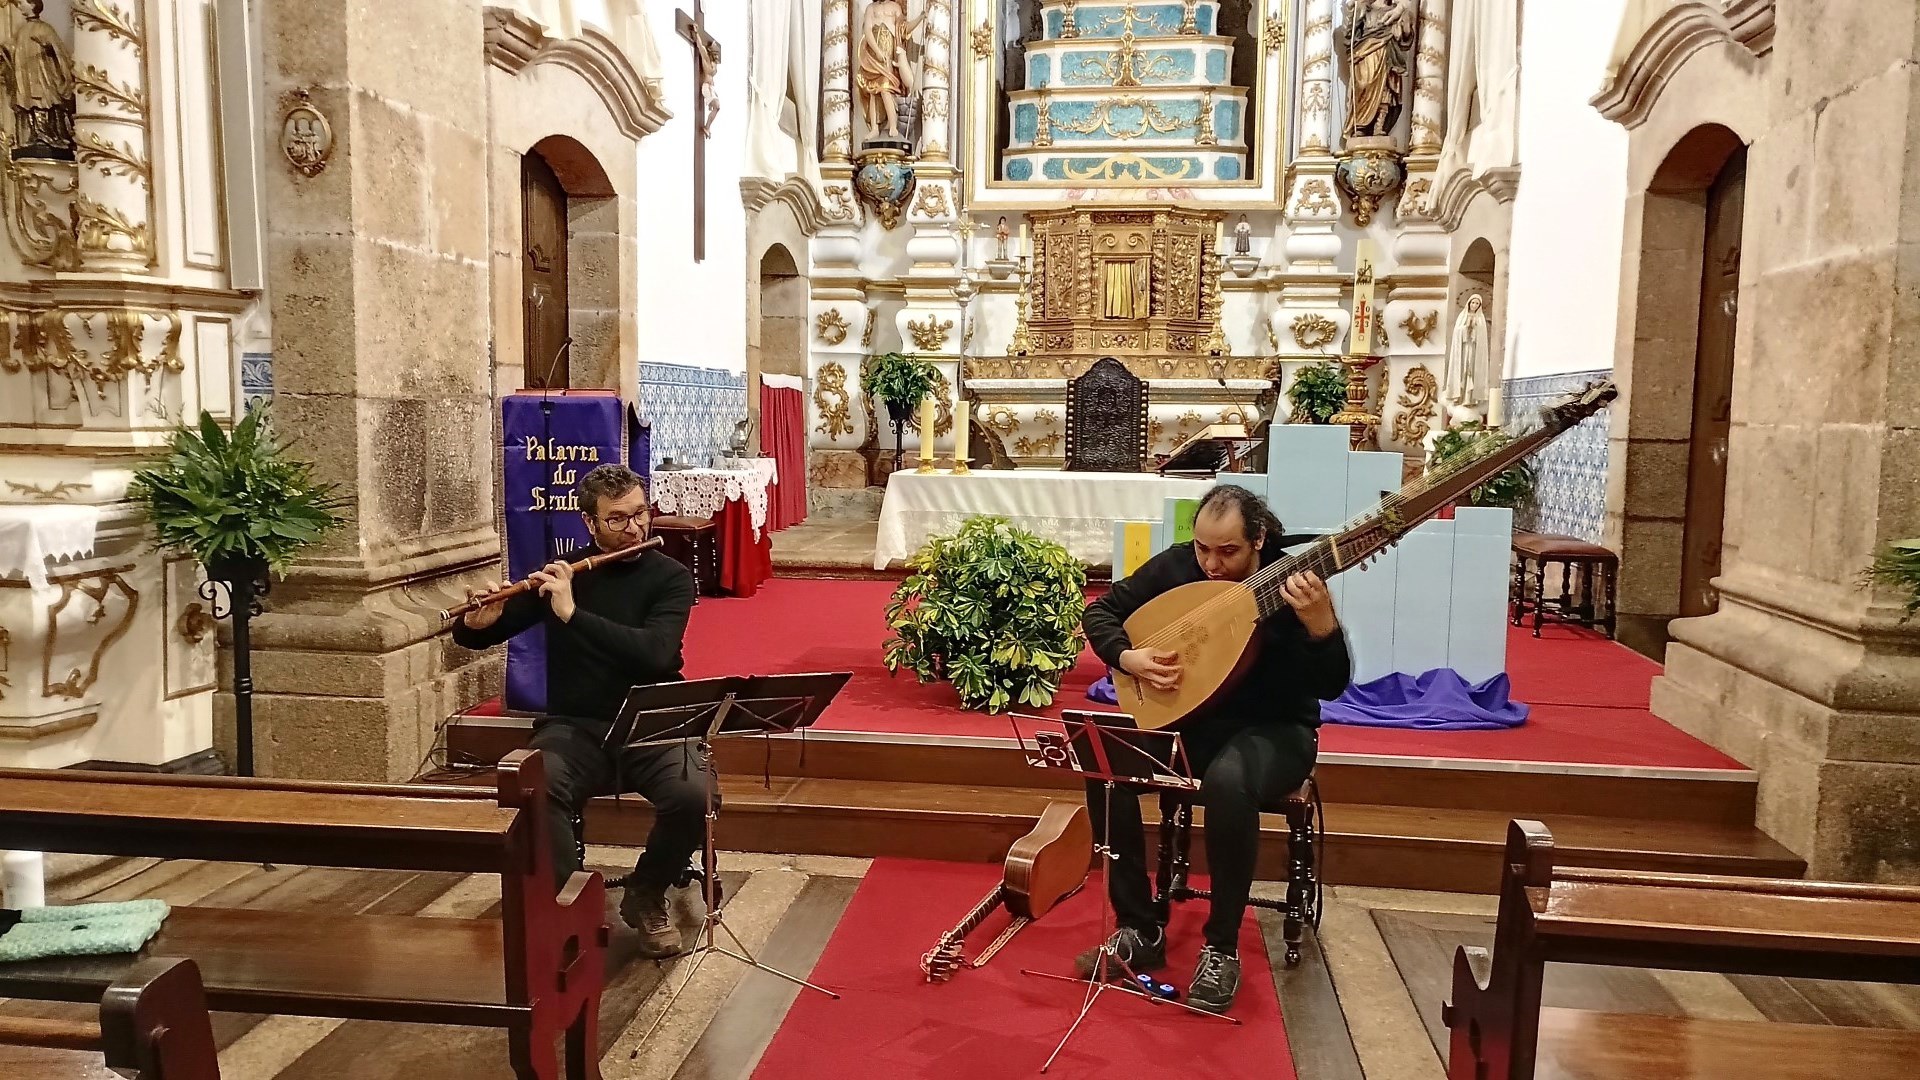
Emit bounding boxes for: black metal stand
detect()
[201,559,269,777]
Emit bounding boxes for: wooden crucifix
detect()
[676,2,722,263]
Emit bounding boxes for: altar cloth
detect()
[873,470,1214,568]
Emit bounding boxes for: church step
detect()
[447,715,1762,826]
[579,774,1805,894]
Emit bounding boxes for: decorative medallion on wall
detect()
[822,184,858,221]
[913,184,951,218]
[1294,178,1337,215]
[815,308,850,345]
[1400,309,1438,348]
[971,20,992,60]
[1391,365,1438,446]
[813,360,854,441]
[985,405,1019,435]
[906,315,953,351]
[1263,11,1286,53]
[1290,313,1339,350]
[1334,138,1404,227]
[280,90,334,177]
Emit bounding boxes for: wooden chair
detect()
[1509,531,1618,638]
[1064,357,1150,472]
[1153,778,1321,966]
[653,514,722,596]
[0,958,220,1079]
[0,750,607,1080]
[1444,819,1920,1080]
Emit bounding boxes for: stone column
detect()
[1409,0,1448,156]
[918,0,954,161]
[70,0,156,272]
[823,0,853,162]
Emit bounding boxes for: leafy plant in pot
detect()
[1863,539,1920,621]
[861,351,938,471]
[1426,420,1537,516]
[1287,361,1348,424]
[882,516,1088,713]
[128,409,346,775]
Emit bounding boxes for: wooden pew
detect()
[0,957,220,1079]
[1444,819,1920,1080]
[0,750,606,1080]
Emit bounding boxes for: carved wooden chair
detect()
[1064,357,1150,472]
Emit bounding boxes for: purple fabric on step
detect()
[1088,673,1119,705]
[1319,669,1529,730]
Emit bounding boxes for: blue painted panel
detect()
[1391,522,1457,679]
[1012,103,1038,143]
[1028,54,1052,87]
[1448,507,1514,682]
[1262,424,1349,532]
[1039,155,1206,181]
[1213,156,1241,180]
[1205,48,1227,83]
[1060,3,1191,39]
[1045,10,1064,37]
[1007,157,1034,181]
[1216,99,1241,140]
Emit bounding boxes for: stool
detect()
[1153,778,1321,966]
[652,515,722,597]
[1510,531,1618,639]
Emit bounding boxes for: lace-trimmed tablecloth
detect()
[873,470,1216,569]
[651,458,779,539]
[0,505,100,588]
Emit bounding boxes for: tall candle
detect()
[952,389,971,472]
[917,395,938,473]
[1018,220,1029,258]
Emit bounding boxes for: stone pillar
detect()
[70,0,156,272]
[822,0,853,162]
[918,0,954,161]
[246,0,498,780]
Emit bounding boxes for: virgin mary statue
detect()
[1444,293,1491,410]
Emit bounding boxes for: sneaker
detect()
[1188,946,1241,1014]
[1072,925,1166,981]
[620,881,684,959]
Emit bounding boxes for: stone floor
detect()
[771,519,880,573]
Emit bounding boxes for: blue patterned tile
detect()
[1503,370,1610,544]
[240,351,273,414]
[636,362,746,470]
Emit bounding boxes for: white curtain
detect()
[1437,0,1519,182]
[745,0,818,182]
[792,0,821,183]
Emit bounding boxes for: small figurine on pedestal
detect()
[1233,215,1252,255]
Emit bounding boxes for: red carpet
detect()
[683,578,1743,770]
[750,858,1293,1080]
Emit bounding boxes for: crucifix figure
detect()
[676,2,722,262]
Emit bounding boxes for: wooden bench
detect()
[1444,819,1920,1080]
[0,750,607,1080]
[0,957,220,1079]
[1509,531,1618,638]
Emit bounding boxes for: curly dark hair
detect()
[1195,484,1285,547]
[576,464,647,518]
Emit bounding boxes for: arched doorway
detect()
[521,152,569,388]
[516,135,618,391]
[1611,123,1746,655]
[758,245,805,380]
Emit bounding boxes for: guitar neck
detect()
[945,884,1007,944]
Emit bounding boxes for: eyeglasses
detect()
[599,512,647,531]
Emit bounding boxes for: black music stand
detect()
[616,673,851,1051]
[1011,709,1239,1073]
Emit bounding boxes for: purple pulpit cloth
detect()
[1319,669,1529,730]
[1088,672,1119,705]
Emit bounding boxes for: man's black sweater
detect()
[1083,542,1353,740]
[451,547,697,727]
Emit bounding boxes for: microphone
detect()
[539,336,573,393]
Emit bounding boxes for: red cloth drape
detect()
[761,383,807,531]
[714,497,773,597]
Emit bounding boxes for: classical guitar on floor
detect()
[921,801,1094,981]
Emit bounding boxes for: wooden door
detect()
[1680,149,1745,618]
[521,153,570,389]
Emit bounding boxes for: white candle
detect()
[952,390,971,470]
[1018,220,1030,258]
[918,395,937,471]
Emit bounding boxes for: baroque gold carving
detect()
[984,406,1019,435]
[5,480,89,500]
[1014,431,1061,457]
[822,185,857,221]
[7,164,79,270]
[965,355,1276,381]
[1391,365,1439,445]
[970,20,992,60]
[860,307,876,348]
[1294,178,1337,215]
[4,306,182,389]
[1050,96,1196,140]
[1264,12,1287,53]
[1291,313,1339,350]
[1034,408,1059,429]
[931,370,955,437]
[175,602,216,646]
[906,315,954,351]
[814,361,854,441]
[1400,309,1438,347]
[44,570,139,700]
[913,184,951,218]
[1403,177,1432,215]
[815,308,851,345]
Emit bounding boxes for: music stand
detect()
[1012,709,1239,1073]
[615,672,851,1052]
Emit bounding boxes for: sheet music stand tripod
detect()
[1014,710,1239,1073]
[614,672,852,1052]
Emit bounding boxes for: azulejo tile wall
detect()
[1503,370,1610,544]
[636,362,747,470]
[240,352,273,414]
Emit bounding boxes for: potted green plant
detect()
[1864,539,1920,621]
[1287,361,1348,424]
[1426,420,1537,513]
[128,408,346,775]
[861,351,938,469]
[882,515,1088,713]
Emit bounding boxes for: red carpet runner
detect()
[750,858,1295,1080]
[682,578,1742,770]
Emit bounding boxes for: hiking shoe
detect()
[1188,946,1241,1014]
[620,881,683,959]
[1072,925,1165,981]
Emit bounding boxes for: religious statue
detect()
[1443,293,1490,411]
[1233,215,1251,255]
[1340,0,1416,142]
[694,37,721,137]
[856,0,927,144]
[9,0,75,160]
[995,216,1009,260]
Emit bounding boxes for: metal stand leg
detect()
[1021,781,1237,1074]
[633,738,837,1054]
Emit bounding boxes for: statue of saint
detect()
[1443,293,1490,410]
[1340,0,1416,141]
[11,0,75,160]
[855,0,927,144]
[1233,215,1252,255]
[994,216,1009,260]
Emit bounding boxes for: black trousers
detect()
[1085,722,1317,953]
[529,718,720,891]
